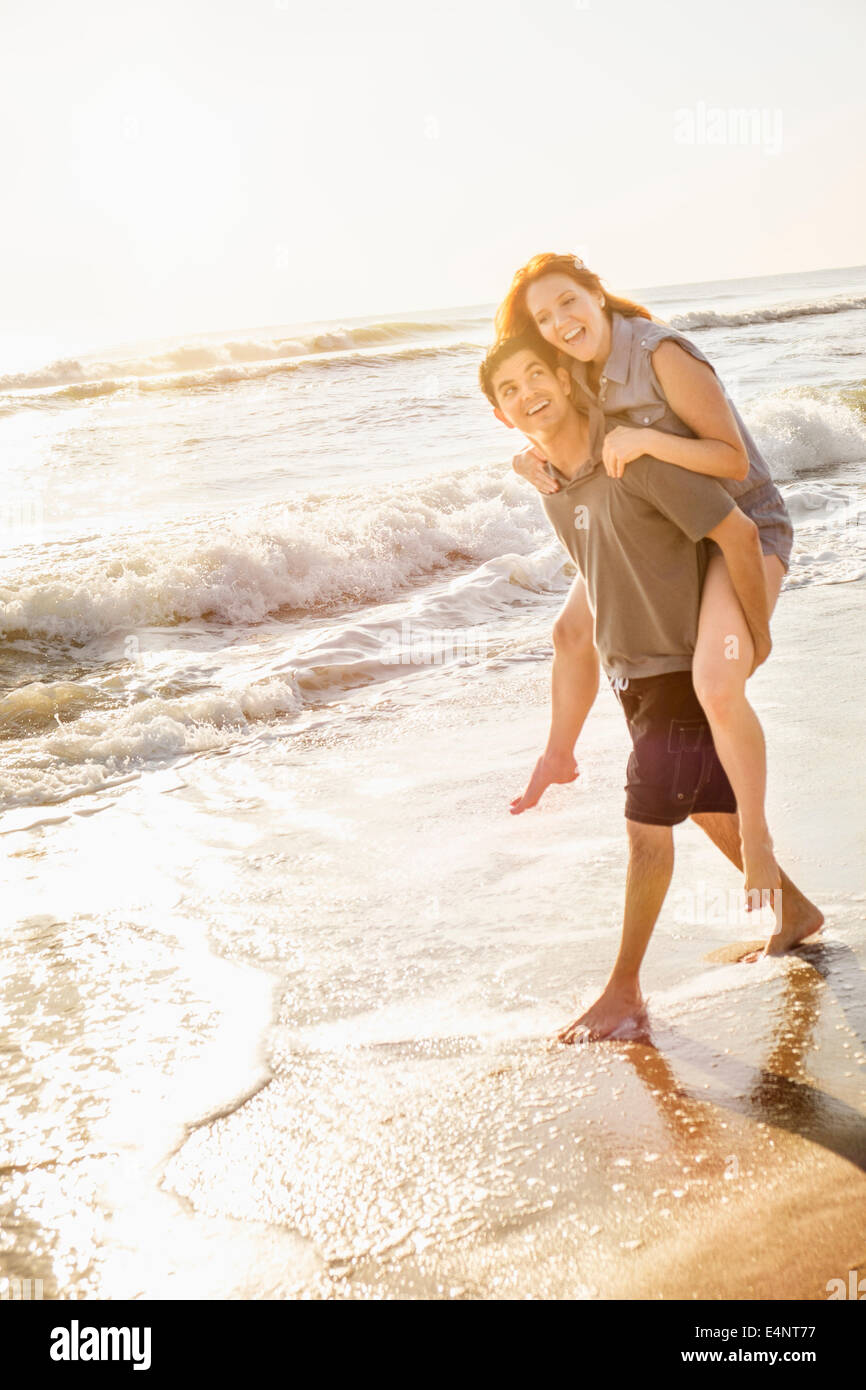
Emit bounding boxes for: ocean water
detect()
[2,264,865,810]
[2,265,865,1298]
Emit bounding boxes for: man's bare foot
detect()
[739,898,825,962]
[554,981,646,1043]
[510,750,577,814]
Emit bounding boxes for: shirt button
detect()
[643,416,650,424]
[641,339,647,347]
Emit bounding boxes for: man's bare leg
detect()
[511,575,598,814]
[556,820,673,1043]
[690,811,823,956]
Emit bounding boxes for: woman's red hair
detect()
[494,253,652,343]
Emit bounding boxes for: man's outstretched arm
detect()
[705,508,772,673]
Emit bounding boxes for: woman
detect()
[497,252,793,904]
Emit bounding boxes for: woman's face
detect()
[525,273,607,363]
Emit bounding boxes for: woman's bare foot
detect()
[554,981,646,1043]
[510,749,577,814]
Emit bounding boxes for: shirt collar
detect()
[565,311,632,394]
[544,455,602,488]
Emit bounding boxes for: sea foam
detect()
[0,466,555,642]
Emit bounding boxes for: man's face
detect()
[490,349,573,433]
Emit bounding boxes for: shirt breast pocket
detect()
[622,400,668,428]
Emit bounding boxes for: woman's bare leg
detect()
[511,574,599,813]
[690,811,823,955]
[692,552,786,900]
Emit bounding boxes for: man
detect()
[478,335,823,1041]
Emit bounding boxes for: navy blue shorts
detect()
[614,670,737,826]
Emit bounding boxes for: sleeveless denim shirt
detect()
[561,311,793,568]
[565,312,775,502]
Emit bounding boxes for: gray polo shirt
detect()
[542,450,735,681]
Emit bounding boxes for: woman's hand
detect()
[512,444,560,495]
[601,426,648,479]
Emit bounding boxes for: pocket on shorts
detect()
[615,680,641,722]
[667,717,709,804]
[667,718,706,754]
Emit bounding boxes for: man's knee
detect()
[626,818,674,859]
[553,611,591,652]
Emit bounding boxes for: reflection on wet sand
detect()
[4,941,865,1301]
[623,942,866,1173]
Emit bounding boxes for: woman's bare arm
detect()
[512,444,560,493]
[602,340,750,481]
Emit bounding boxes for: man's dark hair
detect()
[478,333,562,407]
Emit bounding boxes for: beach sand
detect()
[2,580,864,1300]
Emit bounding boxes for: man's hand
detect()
[601,426,648,479]
[512,444,560,495]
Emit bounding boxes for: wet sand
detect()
[2,581,864,1300]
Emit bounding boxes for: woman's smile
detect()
[562,323,587,347]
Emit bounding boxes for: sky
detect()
[2,0,865,355]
